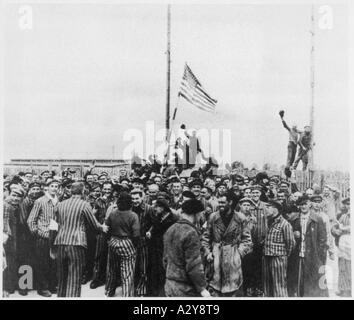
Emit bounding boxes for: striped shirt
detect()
[3,199,19,237]
[264,215,295,256]
[28,194,58,239]
[250,201,268,247]
[54,197,102,248]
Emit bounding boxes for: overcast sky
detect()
[2,1,350,170]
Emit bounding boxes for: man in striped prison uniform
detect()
[90,182,114,289]
[263,200,295,297]
[105,192,140,297]
[249,185,268,297]
[54,182,108,297]
[131,189,154,296]
[28,180,60,297]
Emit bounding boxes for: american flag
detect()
[178,64,217,113]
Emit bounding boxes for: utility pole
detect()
[309,4,315,170]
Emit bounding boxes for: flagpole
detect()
[165,4,171,142]
[309,4,315,170]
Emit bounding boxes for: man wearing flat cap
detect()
[132,177,144,190]
[263,200,295,297]
[59,179,74,202]
[216,182,228,198]
[189,179,203,199]
[164,199,210,297]
[28,179,60,297]
[288,195,327,297]
[3,186,25,297]
[310,195,335,262]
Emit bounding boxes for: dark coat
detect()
[163,219,207,297]
[146,211,178,296]
[288,212,328,297]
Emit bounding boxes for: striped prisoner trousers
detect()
[263,256,288,297]
[106,237,136,297]
[135,241,147,296]
[57,245,86,297]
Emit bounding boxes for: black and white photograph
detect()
[1,0,353,301]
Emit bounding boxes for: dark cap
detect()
[251,185,263,192]
[297,195,310,205]
[182,190,195,199]
[182,199,204,215]
[120,177,130,184]
[46,179,60,187]
[266,200,283,213]
[189,179,203,189]
[28,182,41,189]
[169,175,180,183]
[310,195,323,203]
[216,182,227,189]
[238,197,254,205]
[132,177,144,185]
[342,197,350,205]
[62,179,74,189]
[90,182,101,191]
[155,199,171,212]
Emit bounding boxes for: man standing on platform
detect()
[292,126,313,171]
[279,110,301,170]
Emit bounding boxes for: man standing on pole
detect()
[279,110,301,171]
[292,126,313,171]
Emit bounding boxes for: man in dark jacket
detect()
[163,199,210,297]
[288,195,328,297]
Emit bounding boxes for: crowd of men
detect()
[2,164,351,298]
